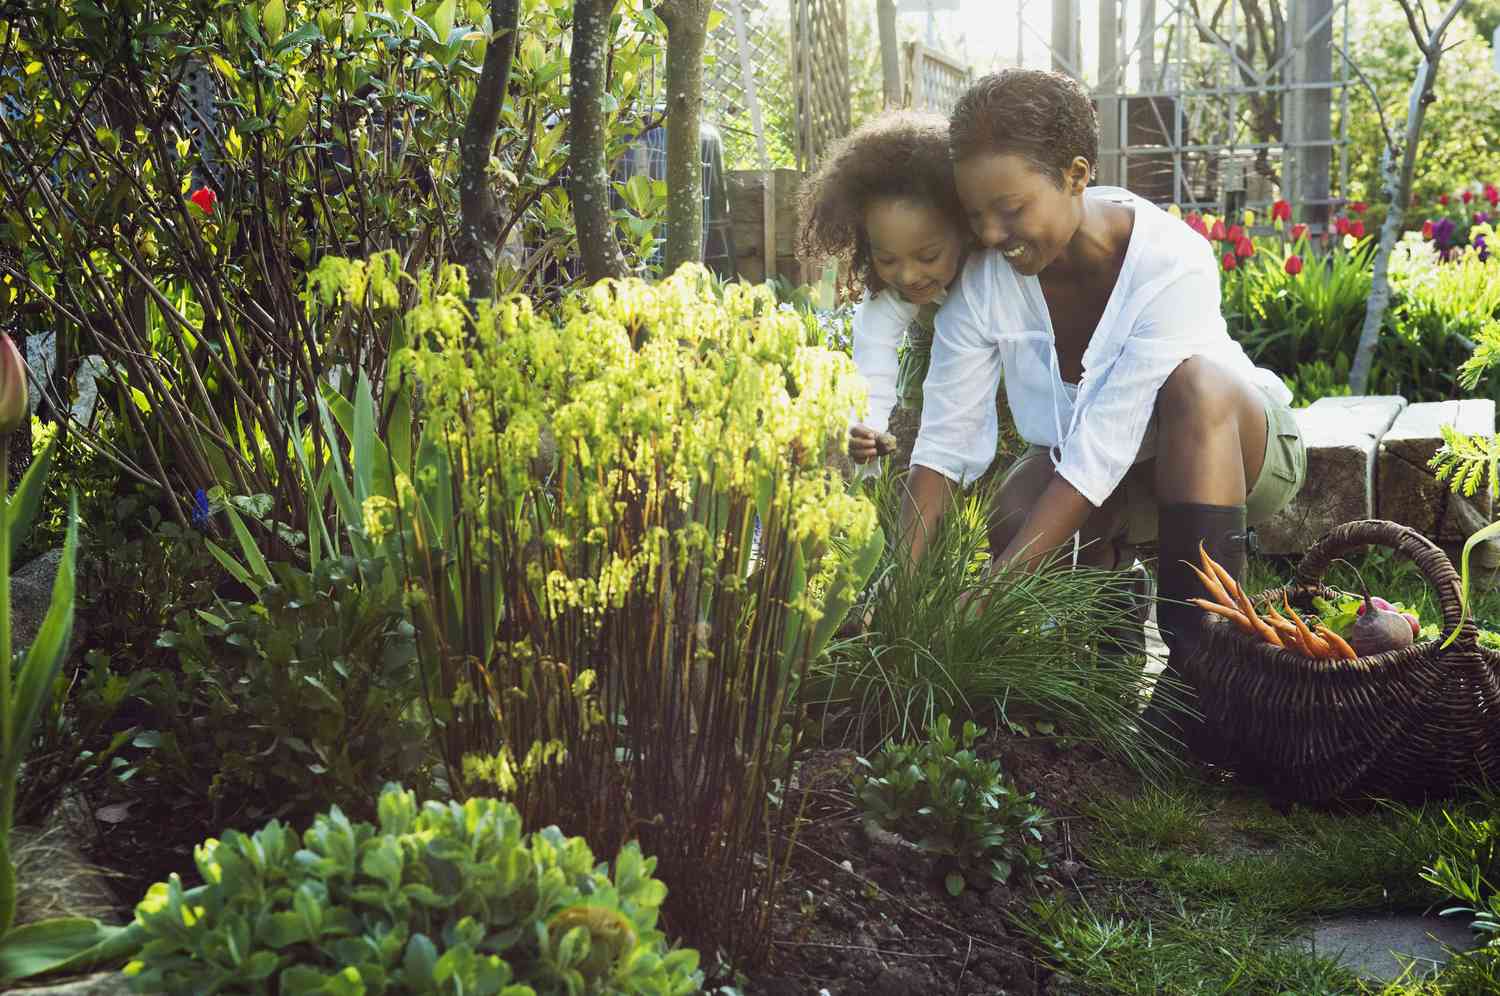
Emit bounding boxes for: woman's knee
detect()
[1156,356,1239,428]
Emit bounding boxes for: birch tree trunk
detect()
[1348,0,1467,395]
[569,0,629,282]
[655,0,711,276]
[455,0,521,303]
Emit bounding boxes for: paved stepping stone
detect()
[1378,399,1496,543]
[1301,913,1479,983]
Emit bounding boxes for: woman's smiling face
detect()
[954,151,1089,276]
[863,197,966,304]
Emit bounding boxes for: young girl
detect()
[901,71,1306,751]
[797,112,969,469]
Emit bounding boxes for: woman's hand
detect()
[848,423,897,464]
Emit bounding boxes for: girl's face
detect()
[953,152,1090,276]
[863,197,965,305]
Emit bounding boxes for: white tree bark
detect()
[1348,0,1467,395]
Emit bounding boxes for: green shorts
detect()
[1002,389,1306,546]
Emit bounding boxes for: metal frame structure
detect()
[1014,0,1352,219]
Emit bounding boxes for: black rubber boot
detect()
[1139,502,1248,760]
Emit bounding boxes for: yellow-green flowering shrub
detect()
[309,260,882,964]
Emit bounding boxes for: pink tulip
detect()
[0,333,27,436]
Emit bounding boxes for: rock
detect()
[1377,399,1495,541]
[10,549,85,655]
[869,966,930,996]
[0,973,131,996]
[1256,397,1405,555]
[1299,913,1478,983]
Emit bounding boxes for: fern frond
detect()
[1429,426,1500,499]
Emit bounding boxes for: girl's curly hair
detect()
[798,111,965,295]
[950,70,1098,186]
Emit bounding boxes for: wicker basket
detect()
[1182,519,1500,803]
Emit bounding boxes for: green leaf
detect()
[225,503,274,589]
[5,437,56,559]
[1446,517,1500,648]
[262,0,286,44]
[402,933,437,986]
[944,872,965,897]
[5,497,76,779]
[0,917,126,983]
[432,0,456,42]
[204,538,264,597]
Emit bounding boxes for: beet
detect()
[1347,589,1416,657]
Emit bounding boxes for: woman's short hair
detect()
[950,70,1099,186]
[797,111,965,294]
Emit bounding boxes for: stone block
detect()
[1255,397,1404,554]
[1377,399,1495,541]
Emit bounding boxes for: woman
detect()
[901,70,1307,748]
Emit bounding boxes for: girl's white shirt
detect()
[910,186,1291,507]
[849,288,917,436]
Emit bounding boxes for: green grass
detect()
[1017,776,1500,994]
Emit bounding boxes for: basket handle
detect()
[1293,518,1465,639]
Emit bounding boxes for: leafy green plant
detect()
[123,783,702,995]
[853,714,1047,897]
[307,259,882,964]
[813,467,1163,769]
[149,552,428,825]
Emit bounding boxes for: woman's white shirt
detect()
[849,289,916,435]
[910,186,1291,507]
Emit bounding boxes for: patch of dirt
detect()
[740,737,1142,995]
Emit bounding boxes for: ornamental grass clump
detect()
[313,260,882,963]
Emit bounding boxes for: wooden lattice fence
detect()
[790,0,848,168]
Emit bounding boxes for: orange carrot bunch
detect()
[1188,542,1357,660]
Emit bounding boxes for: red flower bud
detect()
[1227,224,1245,242]
[1350,220,1365,238]
[1334,217,1350,236]
[190,187,217,215]
[1439,194,1450,206]
[1235,236,1254,257]
[1221,251,1237,271]
[1284,254,1304,275]
[1349,201,1367,215]
[1271,199,1291,222]
[1209,220,1227,240]
[1487,184,1499,206]
[1290,223,1308,242]
[1423,220,1435,239]
[1463,190,1474,204]
[0,333,27,436]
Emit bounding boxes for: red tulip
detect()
[1440,194,1451,206]
[1334,217,1351,236]
[1290,223,1308,242]
[1227,224,1245,242]
[1221,251,1237,271]
[190,187,217,215]
[1284,254,1304,275]
[1349,220,1365,238]
[1487,184,1499,206]
[1422,220,1435,239]
[1463,190,1474,204]
[1349,201,1367,215]
[1235,236,1255,257]
[0,333,26,436]
[1271,199,1291,222]
[1209,220,1227,240]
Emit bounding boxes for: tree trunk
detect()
[877,0,900,108]
[655,0,711,276]
[456,0,521,303]
[570,0,629,282]
[1349,0,1467,395]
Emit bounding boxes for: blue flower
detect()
[190,488,211,529]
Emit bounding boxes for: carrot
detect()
[1282,596,1332,658]
[1198,542,1282,648]
[1191,597,1256,636]
[1316,624,1359,660]
[1201,541,1245,605]
[1185,560,1235,609]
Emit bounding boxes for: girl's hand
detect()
[848,424,897,464]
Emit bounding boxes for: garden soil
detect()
[739,737,1140,996]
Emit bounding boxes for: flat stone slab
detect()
[1378,399,1496,542]
[1301,913,1478,983]
[1256,397,1406,555]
